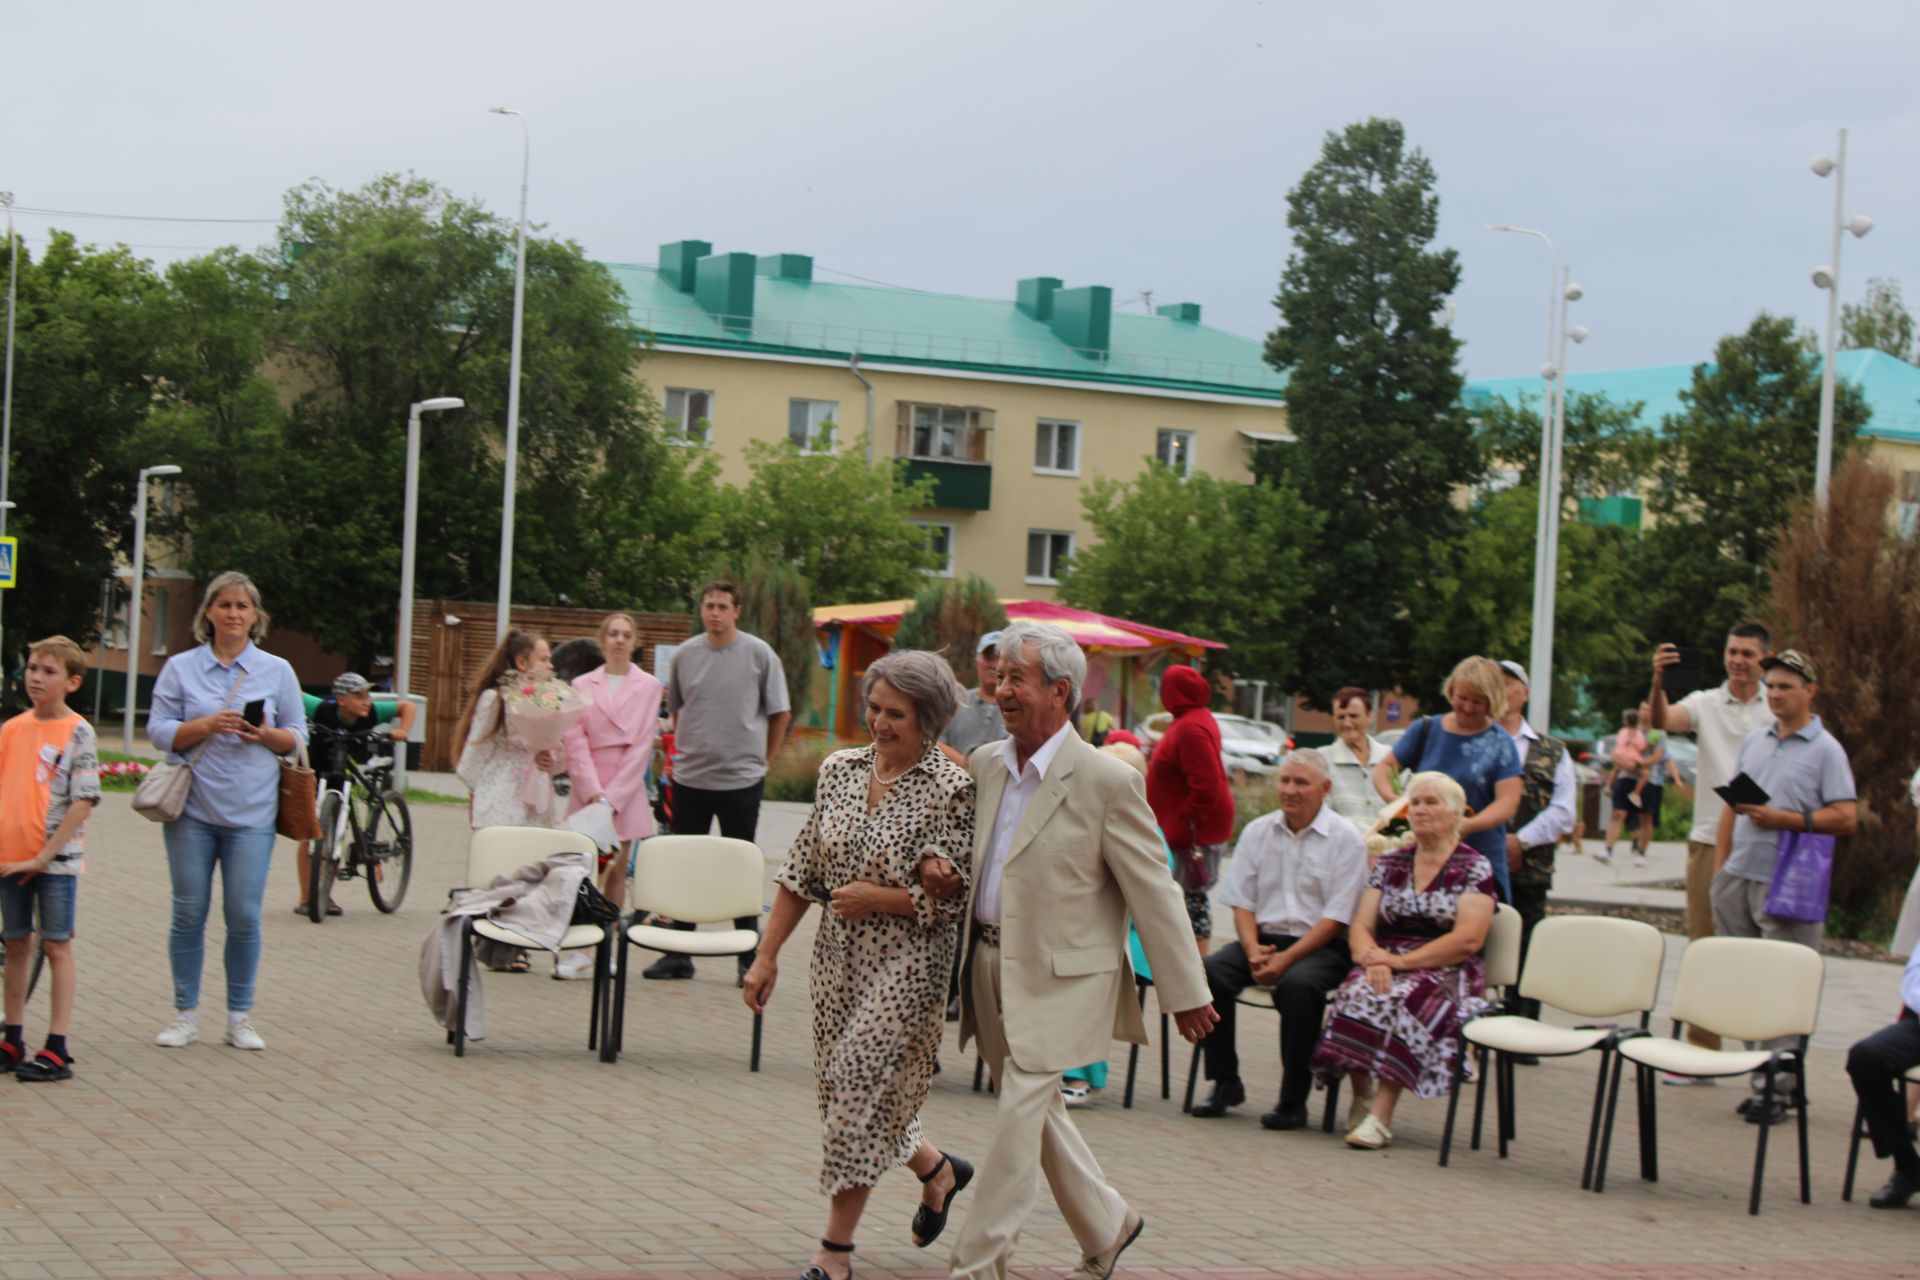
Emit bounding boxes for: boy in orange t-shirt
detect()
[0,636,101,1082]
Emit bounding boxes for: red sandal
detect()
[0,1041,23,1075]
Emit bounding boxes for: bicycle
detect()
[306,724,414,922]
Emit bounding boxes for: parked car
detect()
[1137,711,1291,782]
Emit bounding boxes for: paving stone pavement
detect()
[1,794,1917,1280]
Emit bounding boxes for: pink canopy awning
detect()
[811,598,1224,656]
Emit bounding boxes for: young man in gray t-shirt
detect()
[645,580,790,982]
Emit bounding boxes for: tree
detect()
[1639,312,1873,660]
[723,437,938,604]
[0,233,172,666]
[894,575,1008,685]
[1260,117,1480,703]
[1763,458,1920,937]
[1058,462,1323,688]
[1471,390,1658,500]
[1841,277,1917,363]
[1409,484,1643,727]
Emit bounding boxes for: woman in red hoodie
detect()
[1146,665,1235,954]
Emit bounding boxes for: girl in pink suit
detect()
[562,613,663,920]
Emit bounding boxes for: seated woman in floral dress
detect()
[1312,770,1496,1150]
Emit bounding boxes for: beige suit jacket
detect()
[958,730,1211,1073]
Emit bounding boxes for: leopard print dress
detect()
[775,742,975,1195]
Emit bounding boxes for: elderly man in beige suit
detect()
[943,621,1217,1280]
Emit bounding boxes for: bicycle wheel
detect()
[364,789,413,913]
[309,792,341,923]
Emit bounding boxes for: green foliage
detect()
[893,575,1009,684]
[1058,462,1323,688]
[1840,277,1917,363]
[1472,390,1659,500]
[1260,117,1480,704]
[1409,484,1643,728]
[724,437,939,604]
[1631,311,1872,666]
[765,735,832,804]
[0,233,172,656]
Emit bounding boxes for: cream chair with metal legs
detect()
[607,834,767,1070]
[448,827,611,1059]
[1439,915,1665,1184]
[1593,936,1824,1215]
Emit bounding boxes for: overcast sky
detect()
[13,2,1918,379]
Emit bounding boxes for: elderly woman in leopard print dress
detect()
[744,649,978,1280]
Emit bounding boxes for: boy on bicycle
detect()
[295,673,416,916]
[0,636,101,1082]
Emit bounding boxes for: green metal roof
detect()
[602,259,1288,401]
[1465,348,1920,443]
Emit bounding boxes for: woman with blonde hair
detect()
[1370,655,1523,900]
[148,571,307,1052]
[1313,771,1496,1149]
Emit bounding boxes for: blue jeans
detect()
[0,872,78,942]
[164,816,276,1012]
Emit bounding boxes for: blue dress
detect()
[1387,716,1522,900]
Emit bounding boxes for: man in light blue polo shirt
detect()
[1712,648,1858,1122]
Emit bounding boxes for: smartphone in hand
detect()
[243,698,267,727]
[1662,647,1707,698]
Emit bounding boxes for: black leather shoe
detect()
[642,954,694,980]
[1871,1168,1920,1209]
[1190,1078,1245,1117]
[1509,1053,1541,1067]
[1260,1103,1309,1131]
[1744,1099,1788,1126]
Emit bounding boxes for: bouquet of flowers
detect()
[1364,793,1413,863]
[501,676,588,809]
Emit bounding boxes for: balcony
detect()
[902,458,993,511]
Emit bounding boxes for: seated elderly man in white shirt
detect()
[1189,748,1369,1130]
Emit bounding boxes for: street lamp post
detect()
[125,464,182,754]
[0,193,18,696]
[1810,128,1873,509]
[489,107,529,642]
[396,397,464,786]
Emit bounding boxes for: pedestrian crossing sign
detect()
[0,536,15,589]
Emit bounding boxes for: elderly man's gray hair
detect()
[862,649,964,738]
[997,620,1086,713]
[1281,746,1330,780]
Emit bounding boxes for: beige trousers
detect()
[948,943,1126,1280]
[1684,840,1722,1051]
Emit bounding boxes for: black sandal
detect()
[15,1047,73,1082]
[912,1151,974,1248]
[797,1237,854,1280]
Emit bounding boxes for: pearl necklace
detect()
[872,749,918,786]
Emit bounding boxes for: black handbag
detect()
[569,876,622,928]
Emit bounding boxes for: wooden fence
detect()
[408,601,691,772]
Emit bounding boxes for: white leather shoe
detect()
[1346,1114,1393,1149]
[225,1018,266,1051]
[154,1015,199,1048]
[552,952,595,981]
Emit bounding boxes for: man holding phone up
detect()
[1647,623,1773,1058]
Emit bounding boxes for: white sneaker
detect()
[154,1014,199,1048]
[553,952,595,981]
[1061,1082,1092,1107]
[225,1017,266,1051]
[1594,848,1613,864]
[1633,853,1648,868]
[1346,1113,1393,1149]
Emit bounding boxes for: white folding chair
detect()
[1440,915,1665,1184]
[1593,937,1824,1214]
[447,827,611,1059]
[607,835,767,1070]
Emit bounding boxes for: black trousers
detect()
[1848,1017,1920,1175]
[668,779,765,961]
[1200,934,1352,1109]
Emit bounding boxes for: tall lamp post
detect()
[489,106,529,642]
[125,464,182,753]
[0,192,18,697]
[396,397,464,786]
[1489,226,1584,732]
[1810,129,1873,510]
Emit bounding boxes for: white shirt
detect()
[1501,720,1577,849]
[1218,802,1369,938]
[1675,682,1774,845]
[974,720,1077,926]
[1904,947,1920,1018]
[1324,733,1389,828]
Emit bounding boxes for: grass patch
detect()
[404,787,467,807]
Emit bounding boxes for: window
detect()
[897,403,993,462]
[151,587,170,655]
[788,399,838,453]
[1156,428,1196,477]
[912,521,956,576]
[1902,471,1920,540]
[1034,419,1080,475]
[664,388,714,445]
[104,584,129,650]
[1026,530,1074,584]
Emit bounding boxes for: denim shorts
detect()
[0,871,78,942]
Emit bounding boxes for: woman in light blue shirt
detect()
[146,571,306,1053]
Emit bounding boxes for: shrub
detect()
[765,735,834,804]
